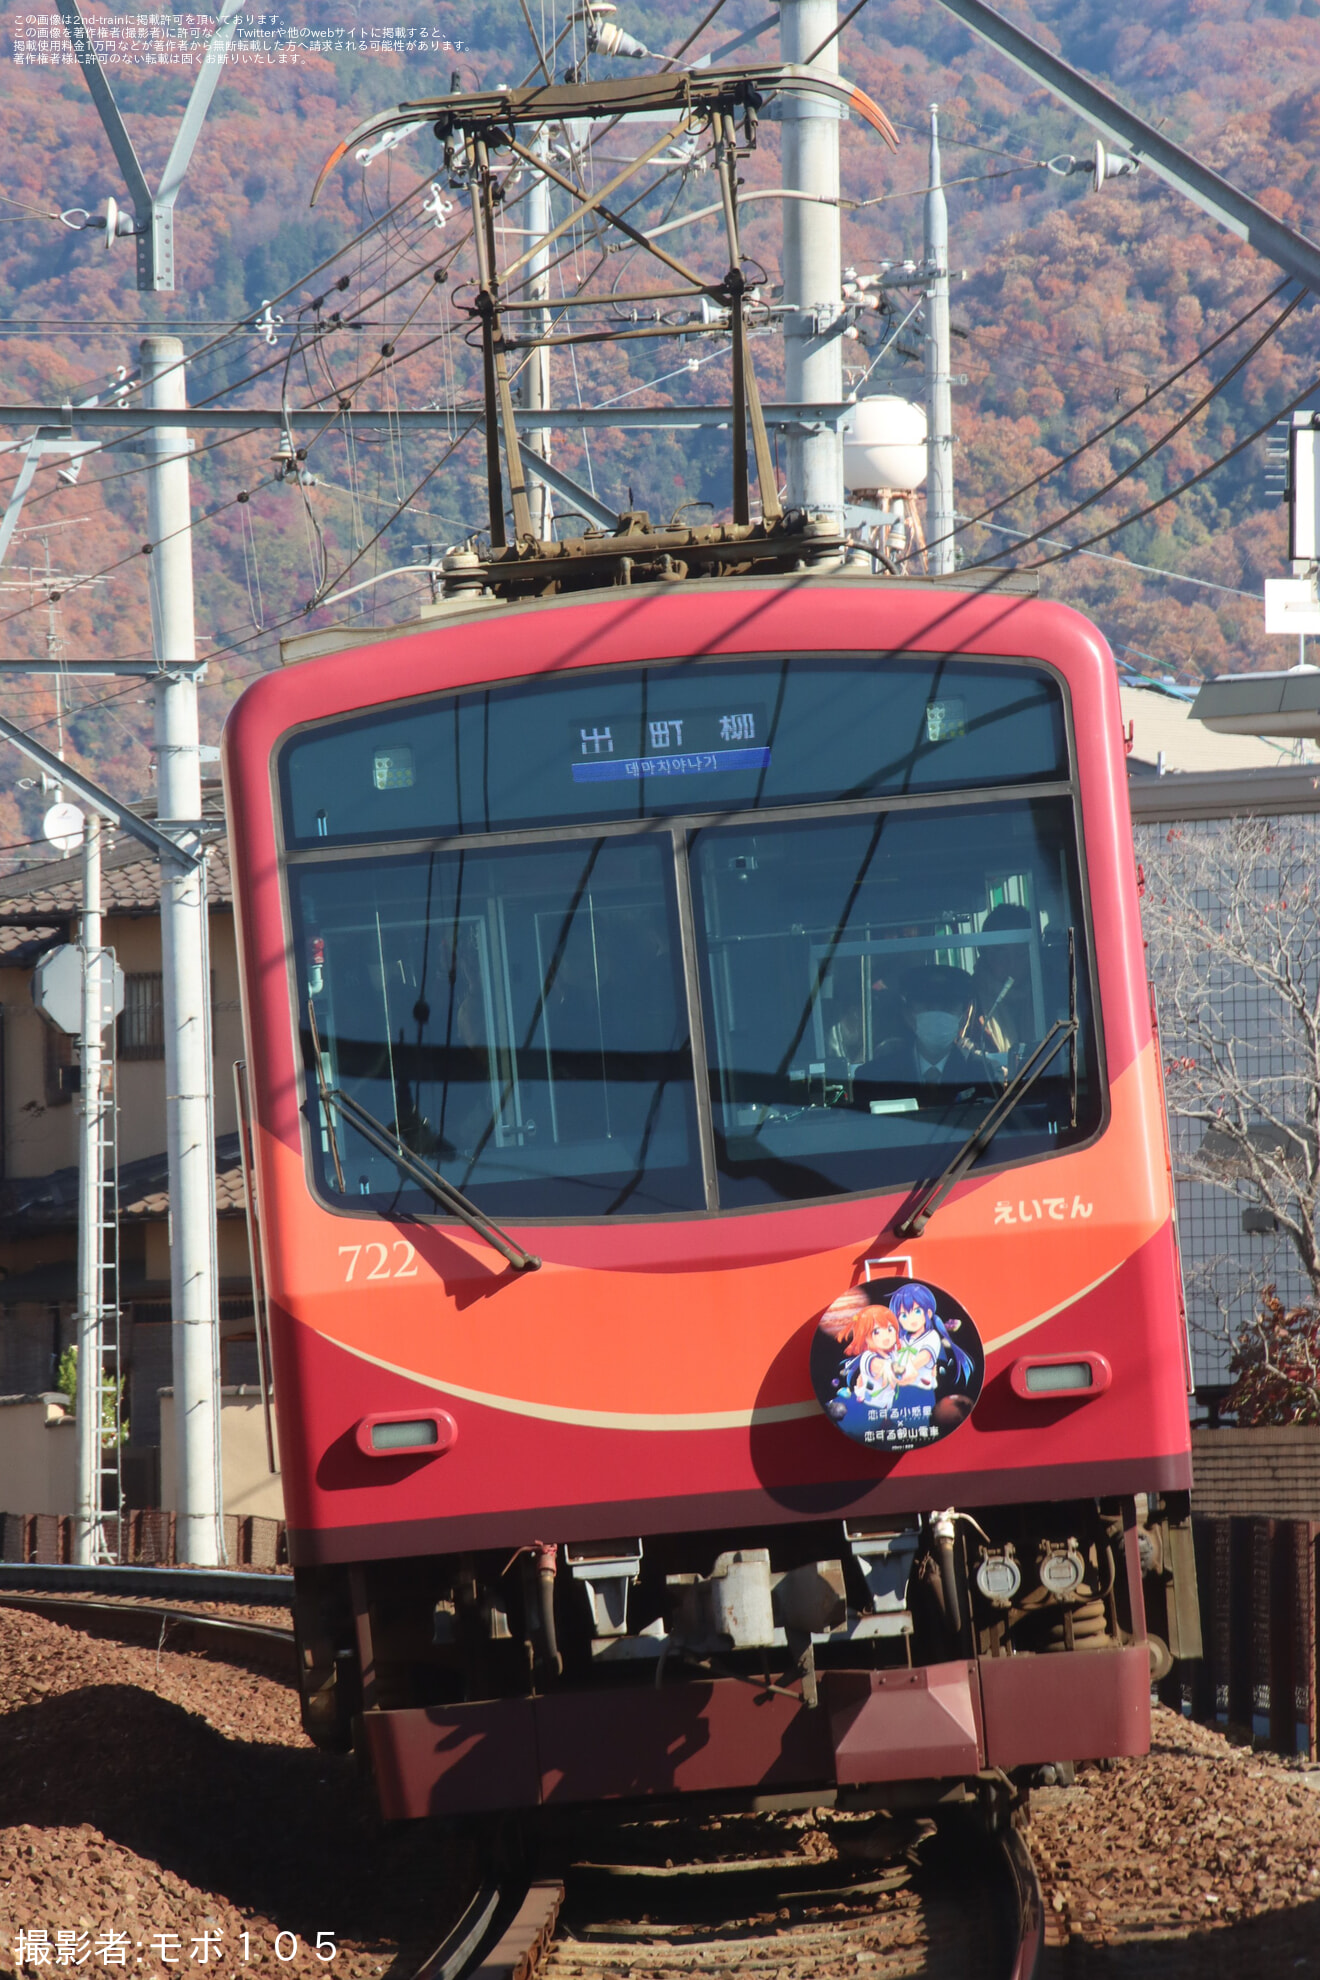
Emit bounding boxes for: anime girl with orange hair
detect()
[835,1303,900,1411]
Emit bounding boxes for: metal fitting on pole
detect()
[778,0,844,522]
[141,334,224,1566]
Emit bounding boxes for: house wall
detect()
[0,1303,71,1397]
[0,962,74,1180]
[159,1387,284,1521]
[143,1215,250,1285]
[0,890,254,1511]
[1,907,240,1180]
[0,1395,75,1516]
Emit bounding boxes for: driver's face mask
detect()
[914,1009,962,1060]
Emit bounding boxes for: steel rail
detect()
[999,1820,1045,1980]
[462,1883,564,1980]
[0,1591,296,1677]
[411,1885,506,1980]
[0,1561,292,1602]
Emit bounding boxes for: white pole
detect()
[141,333,223,1566]
[73,814,103,1566]
[924,105,956,574]
[523,129,553,539]
[779,0,844,521]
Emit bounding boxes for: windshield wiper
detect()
[895,1014,1078,1240]
[307,1004,540,1272]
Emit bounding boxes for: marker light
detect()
[356,1410,457,1457]
[1011,1353,1111,1400]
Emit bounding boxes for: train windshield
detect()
[289,838,705,1217]
[689,795,1099,1207]
[284,653,1101,1217]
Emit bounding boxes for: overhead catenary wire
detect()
[804,0,870,67]
[0,172,691,629]
[918,277,1299,561]
[956,286,1309,571]
[0,213,459,499]
[969,516,1266,598]
[8,169,452,452]
[1,1,1096,679]
[13,0,714,439]
[0,60,565,666]
[0,132,703,509]
[0,474,280,635]
[1000,366,1320,574]
[888,118,1045,168]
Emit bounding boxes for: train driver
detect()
[853,962,990,1103]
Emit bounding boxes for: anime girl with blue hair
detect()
[888,1282,974,1420]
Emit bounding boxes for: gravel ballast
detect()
[1031,1706,1320,1971]
[5,1611,1320,1979]
[0,1608,474,1980]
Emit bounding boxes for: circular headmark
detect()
[810,1275,984,1453]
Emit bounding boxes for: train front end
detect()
[223,575,1195,1819]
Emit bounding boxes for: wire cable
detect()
[888,118,1043,168]
[958,287,1308,571]
[969,516,1264,598]
[805,0,869,66]
[1008,367,1320,574]
[0,474,279,635]
[918,277,1296,562]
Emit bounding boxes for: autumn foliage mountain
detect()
[0,0,1317,864]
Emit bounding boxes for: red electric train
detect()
[224,568,1198,1820]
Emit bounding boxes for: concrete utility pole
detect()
[521,130,554,540]
[778,0,844,520]
[141,334,223,1566]
[74,815,104,1565]
[924,105,955,575]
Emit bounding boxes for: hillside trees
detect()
[0,0,1316,861]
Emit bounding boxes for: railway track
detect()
[0,1583,1042,1977]
[0,1590,297,1677]
[428,1802,1043,1980]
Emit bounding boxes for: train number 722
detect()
[338,1241,420,1282]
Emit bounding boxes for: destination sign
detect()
[573,747,772,784]
[570,705,770,784]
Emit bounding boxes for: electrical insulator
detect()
[593,18,653,57]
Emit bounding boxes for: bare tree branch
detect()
[1142,815,1320,1354]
